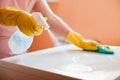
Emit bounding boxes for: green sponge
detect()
[86,45,114,55]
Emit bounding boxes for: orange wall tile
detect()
[49,0,120,46]
[28,0,120,52]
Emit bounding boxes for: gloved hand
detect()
[0,6,43,36]
[66,31,98,50]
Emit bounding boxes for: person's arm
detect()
[32,0,70,38]
[32,0,98,50]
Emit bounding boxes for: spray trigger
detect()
[32,12,50,30]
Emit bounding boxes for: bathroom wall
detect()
[28,0,120,52]
[48,0,120,46]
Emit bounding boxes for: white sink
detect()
[3,45,120,80]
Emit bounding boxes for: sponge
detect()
[86,45,114,55]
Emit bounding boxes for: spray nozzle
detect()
[32,12,50,30]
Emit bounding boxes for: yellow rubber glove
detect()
[66,31,98,50]
[0,6,43,36]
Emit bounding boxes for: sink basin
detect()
[2,45,120,80]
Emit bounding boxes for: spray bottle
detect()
[8,12,50,54]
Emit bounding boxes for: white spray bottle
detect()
[8,12,49,54]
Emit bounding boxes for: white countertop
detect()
[2,44,120,80]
